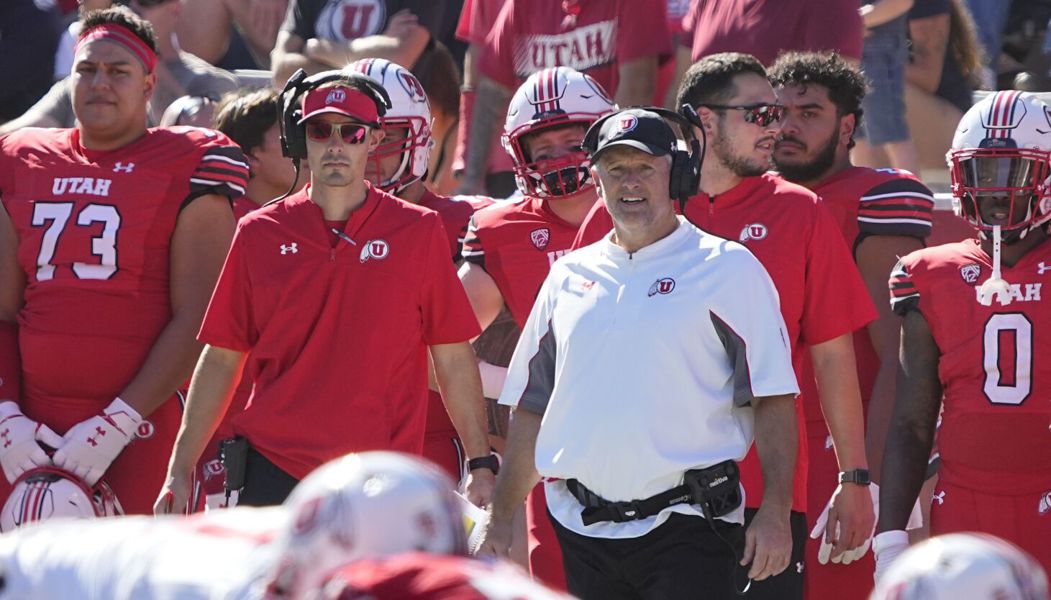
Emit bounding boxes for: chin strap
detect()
[978,225,1012,306]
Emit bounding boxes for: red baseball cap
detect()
[298,85,381,126]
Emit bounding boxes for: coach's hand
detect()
[463,468,496,507]
[53,398,140,486]
[153,467,194,516]
[0,401,63,482]
[743,504,792,580]
[476,515,513,558]
[809,482,875,564]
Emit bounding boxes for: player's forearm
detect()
[810,335,869,470]
[270,50,329,86]
[490,407,542,521]
[860,0,913,28]
[117,314,208,418]
[753,394,798,512]
[166,345,246,474]
[432,342,491,459]
[461,77,510,190]
[306,33,428,70]
[614,55,658,107]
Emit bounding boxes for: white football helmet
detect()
[947,90,1051,241]
[264,451,467,599]
[346,58,433,194]
[870,533,1049,600]
[0,467,122,532]
[503,66,616,198]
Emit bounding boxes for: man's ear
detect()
[142,71,157,103]
[839,113,856,148]
[244,151,260,179]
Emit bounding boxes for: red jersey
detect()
[199,183,481,479]
[462,197,580,328]
[232,196,259,221]
[479,0,672,97]
[417,190,492,262]
[807,167,934,427]
[890,240,1051,490]
[683,0,862,65]
[0,126,247,410]
[323,553,576,600]
[575,174,877,511]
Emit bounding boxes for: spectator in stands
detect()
[852,0,920,175]
[963,0,1010,88]
[176,0,288,70]
[54,0,117,83]
[0,0,240,135]
[904,0,984,170]
[269,0,447,86]
[0,0,63,123]
[159,94,218,128]
[456,0,671,197]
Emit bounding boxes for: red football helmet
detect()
[503,66,616,198]
[0,467,123,532]
[947,90,1051,241]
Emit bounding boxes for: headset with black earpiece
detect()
[582,106,704,206]
[267,69,393,205]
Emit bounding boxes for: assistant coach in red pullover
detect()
[156,73,494,511]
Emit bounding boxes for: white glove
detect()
[0,401,64,483]
[872,529,909,581]
[53,398,141,486]
[809,483,924,565]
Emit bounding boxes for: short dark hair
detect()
[676,52,767,109]
[768,51,866,148]
[79,6,158,55]
[214,88,281,155]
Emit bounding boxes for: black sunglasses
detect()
[700,103,785,127]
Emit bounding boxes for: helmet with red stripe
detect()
[503,66,615,198]
[0,467,122,532]
[346,58,432,195]
[947,90,1051,241]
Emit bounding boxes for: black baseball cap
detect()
[587,108,678,160]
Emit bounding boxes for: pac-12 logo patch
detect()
[648,277,675,297]
[960,263,981,284]
[530,227,550,250]
[360,239,390,263]
[739,223,768,242]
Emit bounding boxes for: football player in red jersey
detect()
[348,57,494,483]
[0,6,248,515]
[767,52,935,599]
[571,53,877,600]
[875,91,1051,577]
[459,66,615,590]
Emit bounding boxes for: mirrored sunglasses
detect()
[305,121,369,144]
[701,103,785,127]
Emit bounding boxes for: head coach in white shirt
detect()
[476,107,802,599]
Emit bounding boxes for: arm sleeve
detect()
[477,0,518,88]
[800,203,879,345]
[857,176,935,240]
[281,0,317,39]
[420,214,482,344]
[615,0,672,62]
[498,268,559,413]
[708,246,799,405]
[187,132,250,205]
[197,225,257,352]
[889,257,921,316]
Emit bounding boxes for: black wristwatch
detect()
[467,454,500,475]
[839,469,871,486]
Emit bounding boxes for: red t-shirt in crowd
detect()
[199,183,481,479]
[479,0,671,98]
[574,173,877,512]
[462,196,581,328]
[682,0,862,66]
[890,239,1051,489]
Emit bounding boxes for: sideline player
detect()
[347,57,493,482]
[459,66,615,589]
[767,51,934,598]
[0,6,247,515]
[875,91,1051,576]
[572,53,877,599]
[156,71,493,511]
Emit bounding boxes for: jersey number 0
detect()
[982,313,1033,405]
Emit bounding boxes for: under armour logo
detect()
[933,490,946,505]
[87,437,98,447]
[1038,262,1051,275]
[95,426,106,437]
[796,562,804,574]
[280,243,298,255]
[113,162,135,173]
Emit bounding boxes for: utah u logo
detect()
[398,71,427,103]
[325,89,346,105]
[739,223,768,242]
[647,277,676,297]
[316,0,385,40]
[618,115,638,133]
[360,239,390,263]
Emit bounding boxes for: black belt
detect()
[565,478,698,526]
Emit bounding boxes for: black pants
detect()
[738,508,808,600]
[237,448,300,506]
[550,511,747,600]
